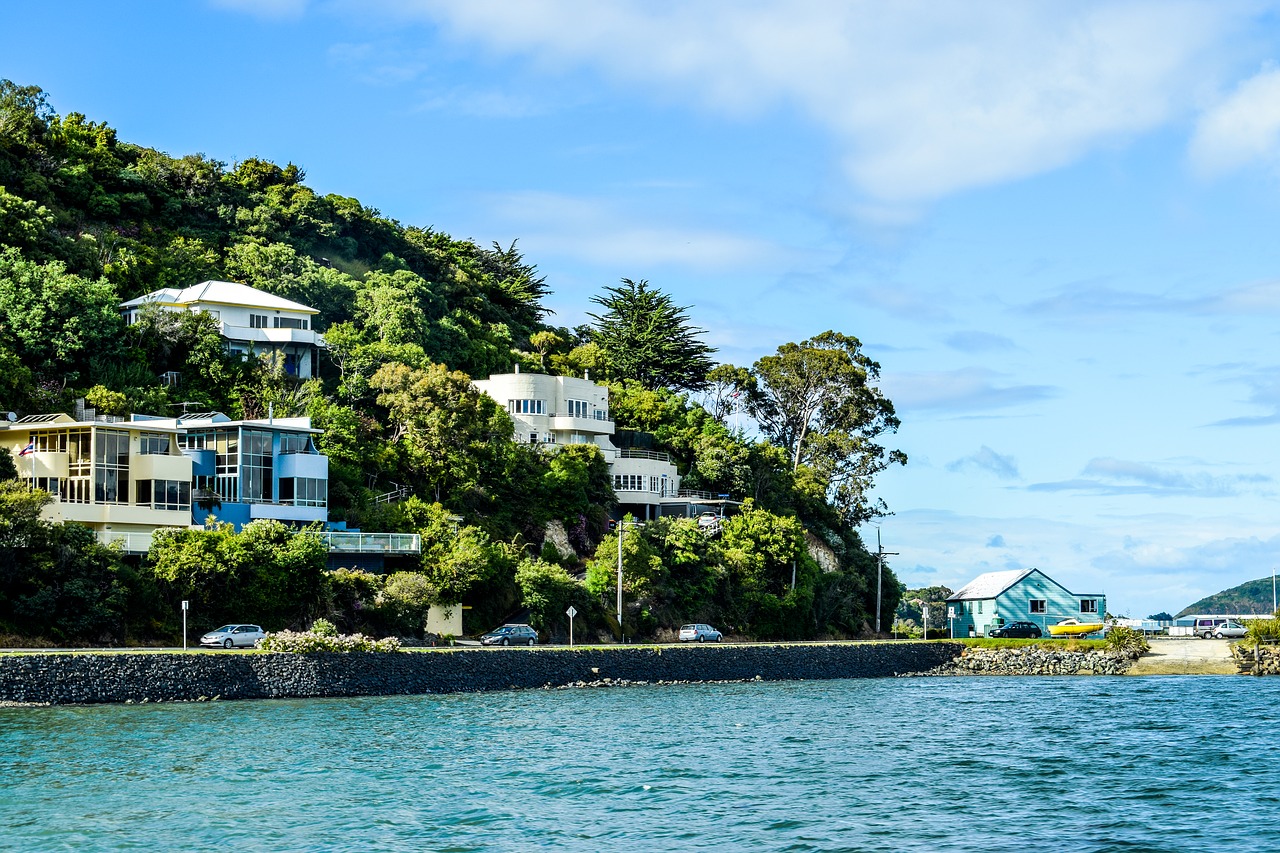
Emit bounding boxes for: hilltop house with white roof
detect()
[120,280,324,378]
[473,368,687,519]
[946,568,1106,638]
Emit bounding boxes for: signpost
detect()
[181,600,189,650]
[567,605,578,647]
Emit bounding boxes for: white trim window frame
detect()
[1029,598,1047,614]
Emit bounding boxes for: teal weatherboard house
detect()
[945,569,1105,638]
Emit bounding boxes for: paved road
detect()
[1127,637,1237,675]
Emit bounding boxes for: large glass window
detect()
[565,399,589,418]
[214,429,239,501]
[274,317,307,329]
[612,474,644,491]
[242,429,273,502]
[139,433,171,455]
[94,429,129,504]
[279,477,327,507]
[279,433,310,454]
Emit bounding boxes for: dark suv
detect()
[988,621,1042,639]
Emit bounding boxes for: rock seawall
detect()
[1233,643,1280,675]
[0,642,962,705]
[931,646,1134,676]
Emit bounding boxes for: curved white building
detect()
[473,369,681,517]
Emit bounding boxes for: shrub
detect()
[1104,625,1149,658]
[1246,617,1280,646]
[309,618,338,637]
[258,629,401,653]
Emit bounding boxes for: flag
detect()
[18,442,34,457]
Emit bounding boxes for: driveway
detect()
[1126,637,1237,675]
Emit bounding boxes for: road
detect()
[1126,637,1237,675]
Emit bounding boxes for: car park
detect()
[678,623,723,642]
[987,621,1042,639]
[480,624,538,646]
[1213,621,1248,639]
[200,624,265,649]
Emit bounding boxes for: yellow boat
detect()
[1047,619,1105,637]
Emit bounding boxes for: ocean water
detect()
[2,675,1277,852]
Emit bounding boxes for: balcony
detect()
[319,532,421,555]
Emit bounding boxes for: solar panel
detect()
[15,414,65,423]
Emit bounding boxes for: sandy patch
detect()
[1126,637,1238,675]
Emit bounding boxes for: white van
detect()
[1192,617,1229,639]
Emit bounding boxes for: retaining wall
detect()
[0,642,964,705]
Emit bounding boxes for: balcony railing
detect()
[618,449,672,462]
[319,532,421,555]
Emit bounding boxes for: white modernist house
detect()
[473,368,682,517]
[120,280,325,378]
[0,412,194,552]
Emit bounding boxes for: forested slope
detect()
[0,80,905,645]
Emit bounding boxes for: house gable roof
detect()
[121,281,317,314]
[947,568,1034,601]
[947,567,1088,601]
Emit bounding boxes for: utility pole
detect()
[875,528,899,634]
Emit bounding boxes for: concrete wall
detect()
[0,642,962,705]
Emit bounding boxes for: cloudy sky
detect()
[10,0,1280,616]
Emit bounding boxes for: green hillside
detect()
[1178,576,1279,617]
[0,79,906,646]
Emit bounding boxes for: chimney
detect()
[584,369,590,381]
[515,363,520,374]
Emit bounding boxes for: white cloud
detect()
[1190,66,1280,176]
[364,0,1247,204]
[947,446,1021,480]
[881,367,1055,412]
[478,191,779,271]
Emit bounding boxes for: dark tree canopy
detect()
[587,278,715,391]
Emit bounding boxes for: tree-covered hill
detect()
[0,79,906,646]
[1178,576,1279,617]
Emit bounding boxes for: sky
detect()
[7,0,1280,617]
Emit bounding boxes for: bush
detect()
[257,629,401,653]
[1105,625,1149,658]
[1246,617,1280,646]
[309,618,338,637]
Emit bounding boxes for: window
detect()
[279,433,310,454]
[1080,599,1098,614]
[249,314,269,328]
[242,429,273,502]
[612,474,644,491]
[94,429,130,504]
[139,433,170,455]
[273,317,306,329]
[565,399,589,418]
[181,432,209,451]
[1029,599,1047,614]
[280,477,327,507]
[977,600,984,614]
[508,399,545,415]
[135,479,191,511]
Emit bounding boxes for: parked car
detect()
[480,624,538,646]
[679,623,723,643]
[200,624,265,649]
[1213,621,1248,639]
[1193,617,1231,639]
[987,621,1042,639]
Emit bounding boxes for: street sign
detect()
[566,606,578,618]
[181,600,189,611]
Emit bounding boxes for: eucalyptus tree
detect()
[748,331,905,523]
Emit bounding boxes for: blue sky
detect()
[9,0,1280,616]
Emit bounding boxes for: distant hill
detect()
[1178,577,1279,617]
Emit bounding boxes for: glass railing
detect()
[318,532,421,555]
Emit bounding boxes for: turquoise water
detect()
[2,675,1277,851]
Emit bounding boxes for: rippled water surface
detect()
[3,676,1279,851]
